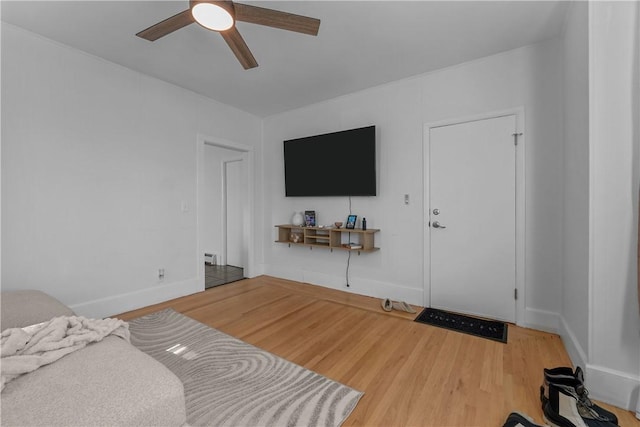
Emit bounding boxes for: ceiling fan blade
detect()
[136,9,194,41]
[220,27,258,69]
[234,3,320,36]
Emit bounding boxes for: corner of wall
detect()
[561,314,640,411]
[523,307,560,334]
[559,314,587,370]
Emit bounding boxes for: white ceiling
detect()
[1,1,569,117]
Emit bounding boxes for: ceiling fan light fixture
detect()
[192,2,234,31]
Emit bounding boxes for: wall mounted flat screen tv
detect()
[284,126,376,197]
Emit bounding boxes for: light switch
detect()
[404,194,410,205]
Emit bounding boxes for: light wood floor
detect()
[116,276,638,426]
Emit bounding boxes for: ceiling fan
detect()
[136,0,320,70]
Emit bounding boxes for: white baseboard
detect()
[523,307,560,333]
[584,363,640,411]
[69,278,203,319]
[264,264,305,283]
[263,264,424,306]
[558,315,588,371]
[559,316,640,411]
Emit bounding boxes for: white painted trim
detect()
[422,107,526,326]
[262,265,423,305]
[199,135,253,153]
[221,160,228,267]
[69,278,201,319]
[637,5,640,421]
[422,125,431,308]
[560,324,640,411]
[197,134,256,291]
[584,363,640,411]
[631,2,640,418]
[514,110,526,328]
[586,0,598,375]
[0,17,3,291]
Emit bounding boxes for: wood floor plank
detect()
[114,275,639,426]
[185,286,300,333]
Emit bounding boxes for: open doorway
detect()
[202,144,249,289]
[204,264,244,288]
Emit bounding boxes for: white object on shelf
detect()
[292,212,304,226]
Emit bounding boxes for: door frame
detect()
[422,108,526,326]
[197,134,255,291]
[221,158,244,268]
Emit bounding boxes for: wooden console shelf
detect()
[275,224,380,253]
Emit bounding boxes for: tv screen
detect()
[284,126,376,197]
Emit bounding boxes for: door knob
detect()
[432,221,446,229]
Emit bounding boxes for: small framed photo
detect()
[346,214,357,229]
[304,210,316,227]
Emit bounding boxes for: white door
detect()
[225,159,244,268]
[429,115,517,322]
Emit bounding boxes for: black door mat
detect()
[414,307,508,343]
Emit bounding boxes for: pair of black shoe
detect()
[541,367,619,427]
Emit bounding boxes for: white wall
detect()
[262,39,564,329]
[560,0,590,368]
[202,145,245,264]
[1,24,262,317]
[586,1,640,409]
[557,1,640,411]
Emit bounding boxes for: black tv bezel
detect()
[283,125,376,197]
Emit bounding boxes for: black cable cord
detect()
[346,250,351,288]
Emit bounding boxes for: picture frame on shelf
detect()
[346,214,357,229]
[304,210,316,227]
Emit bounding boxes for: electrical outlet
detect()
[404,194,410,205]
